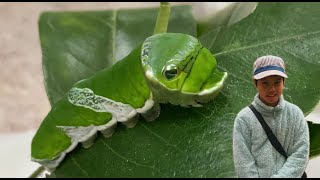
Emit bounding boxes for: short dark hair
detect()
[255,77,285,86]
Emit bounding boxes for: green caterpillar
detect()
[31,33,228,171]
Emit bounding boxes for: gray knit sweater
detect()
[233,93,309,178]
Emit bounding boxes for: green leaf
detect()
[39,2,320,178]
[40,5,196,106]
[308,121,320,158]
[199,2,320,115]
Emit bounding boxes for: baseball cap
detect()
[253,55,288,80]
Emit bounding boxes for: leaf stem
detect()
[27,166,46,178]
[153,2,171,34]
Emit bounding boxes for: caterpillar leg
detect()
[121,113,140,128]
[98,118,118,138]
[57,125,98,149]
[139,102,160,122]
[81,132,97,148]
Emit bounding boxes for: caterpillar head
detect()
[141,33,228,107]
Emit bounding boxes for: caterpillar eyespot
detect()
[163,64,180,80]
[31,33,228,172]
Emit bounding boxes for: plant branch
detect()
[153,2,171,34]
[27,166,46,178]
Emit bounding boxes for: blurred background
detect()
[0,2,319,178]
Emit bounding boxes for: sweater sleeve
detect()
[233,116,260,178]
[271,108,310,178]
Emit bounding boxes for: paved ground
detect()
[0,2,319,178]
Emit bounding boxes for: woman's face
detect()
[255,75,284,107]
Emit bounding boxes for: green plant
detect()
[30,2,320,178]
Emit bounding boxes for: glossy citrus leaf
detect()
[38,2,320,178]
[40,5,196,106]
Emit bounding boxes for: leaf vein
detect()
[101,140,160,172]
[141,123,183,153]
[112,10,117,64]
[66,51,96,73]
[207,27,222,50]
[71,156,90,177]
[215,30,320,56]
[310,147,320,153]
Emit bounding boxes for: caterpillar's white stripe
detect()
[67,88,136,122]
[33,88,158,172]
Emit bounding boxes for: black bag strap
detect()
[248,104,288,158]
[248,104,307,178]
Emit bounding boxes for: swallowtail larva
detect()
[31,33,228,171]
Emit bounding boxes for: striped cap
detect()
[253,55,288,80]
